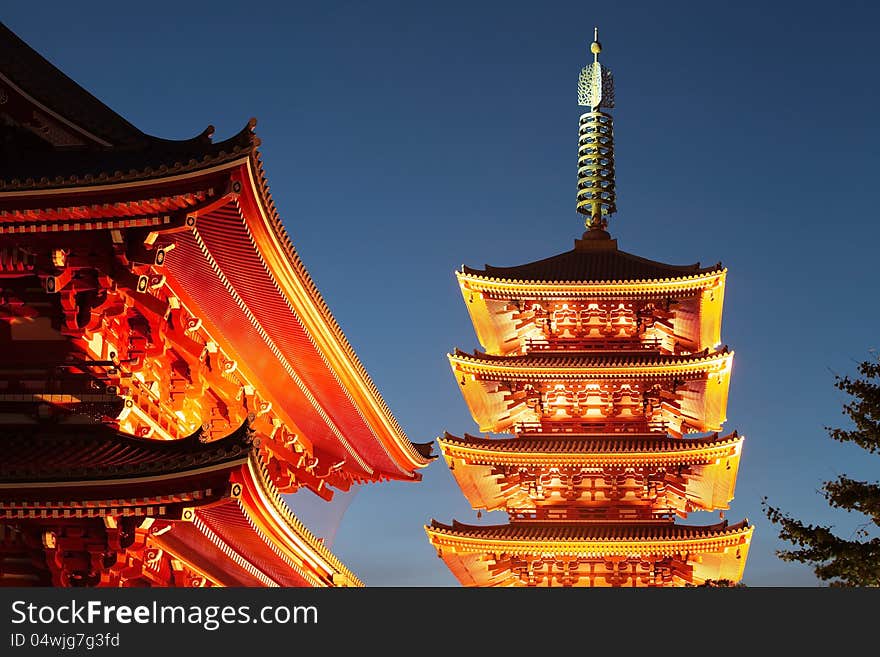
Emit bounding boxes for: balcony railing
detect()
[524,337,661,352]
[508,507,675,522]
[514,419,668,435]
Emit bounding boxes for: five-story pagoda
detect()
[425,31,752,587]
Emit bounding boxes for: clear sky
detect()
[5,0,879,586]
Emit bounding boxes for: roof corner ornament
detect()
[576,27,617,237]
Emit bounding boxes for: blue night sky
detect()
[5,1,878,586]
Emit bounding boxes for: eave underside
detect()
[438,431,741,463]
[0,423,362,587]
[450,347,731,375]
[159,196,421,479]
[438,432,743,516]
[426,520,751,587]
[0,163,431,481]
[428,519,751,545]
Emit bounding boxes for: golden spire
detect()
[577,27,617,235]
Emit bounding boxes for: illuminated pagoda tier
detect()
[0,22,433,587]
[437,431,743,521]
[426,30,752,587]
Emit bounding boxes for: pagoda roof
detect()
[160,200,434,480]
[461,237,722,285]
[176,456,363,587]
[439,430,741,462]
[0,24,433,483]
[450,347,732,434]
[426,519,752,585]
[450,347,731,377]
[0,22,256,191]
[438,431,743,514]
[0,420,363,587]
[0,421,251,483]
[428,519,750,543]
[0,123,257,192]
[0,22,144,148]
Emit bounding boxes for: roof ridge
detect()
[0,120,259,192]
[459,244,723,285]
[0,419,254,482]
[0,21,145,147]
[452,347,728,366]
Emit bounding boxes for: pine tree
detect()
[763,356,880,586]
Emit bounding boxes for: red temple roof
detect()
[0,20,419,588]
[0,22,433,483]
[0,420,363,586]
[0,21,258,190]
[0,124,256,191]
[159,196,431,478]
[0,421,251,482]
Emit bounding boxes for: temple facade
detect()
[0,22,433,587]
[426,31,752,586]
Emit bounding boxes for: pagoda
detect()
[426,30,752,587]
[0,22,433,587]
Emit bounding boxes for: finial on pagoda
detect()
[576,27,617,237]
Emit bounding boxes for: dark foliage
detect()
[764,357,880,586]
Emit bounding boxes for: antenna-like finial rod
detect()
[580,28,612,110]
[576,28,617,234]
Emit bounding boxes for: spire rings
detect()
[576,111,617,227]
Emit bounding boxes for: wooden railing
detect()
[514,419,667,435]
[508,507,675,522]
[524,337,661,352]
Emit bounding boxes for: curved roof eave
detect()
[236,153,434,475]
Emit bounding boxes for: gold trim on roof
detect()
[457,268,726,296]
[438,432,742,467]
[247,454,363,587]
[426,522,753,557]
[449,348,733,379]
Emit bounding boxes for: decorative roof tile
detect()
[440,431,740,455]
[428,519,750,542]
[0,22,259,191]
[0,122,257,191]
[452,347,728,368]
[0,23,431,479]
[0,421,252,482]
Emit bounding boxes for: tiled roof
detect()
[0,122,257,191]
[452,347,727,368]
[462,240,722,284]
[0,21,145,148]
[0,421,252,482]
[0,23,431,480]
[411,442,437,459]
[0,21,258,191]
[428,519,750,542]
[0,27,433,478]
[440,431,740,454]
